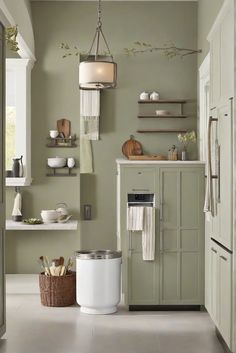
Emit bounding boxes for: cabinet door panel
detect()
[128,252,157,304]
[162,229,178,251]
[123,167,156,193]
[210,243,219,325]
[161,170,178,227]
[161,252,179,303]
[180,230,199,251]
[218,249,231,347]
[181,252,199,301]
[180,171,200,228]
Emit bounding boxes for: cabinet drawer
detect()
[123,167,156,193]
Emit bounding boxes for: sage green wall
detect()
[6,1,198,273]
[198,0,224,65]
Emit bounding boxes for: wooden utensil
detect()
[57,119,71,138]
[39,256,50,276]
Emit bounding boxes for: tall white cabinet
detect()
[205,0,235,351]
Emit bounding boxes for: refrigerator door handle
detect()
[208,116,218,181]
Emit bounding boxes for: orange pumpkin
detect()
[122,135,143,158]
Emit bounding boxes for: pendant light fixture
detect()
[79,0,117,90]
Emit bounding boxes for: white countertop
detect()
[6,220,78,231]
[116,158,205,165]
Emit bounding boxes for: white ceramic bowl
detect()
[49,130,59,139]
[41,210,59,223]
[47,157,67,168]
[155,110,170,116]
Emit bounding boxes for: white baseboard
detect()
[6,274,39,294]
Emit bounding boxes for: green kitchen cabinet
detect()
[117,160,205,307]
[160,168,204,304]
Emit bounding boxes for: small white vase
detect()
[150,91,159,100]
[181,150,187,161]
[67,158,75,168]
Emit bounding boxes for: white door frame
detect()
[199,53,210,162]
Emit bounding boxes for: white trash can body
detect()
[76,250,122,314]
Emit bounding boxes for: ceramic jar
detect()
[139,92,149,101]
[150,91,160,100]
[67,158,75,168]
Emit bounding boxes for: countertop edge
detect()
[116,158,205,165]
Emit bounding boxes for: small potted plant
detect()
[177,131,197,160]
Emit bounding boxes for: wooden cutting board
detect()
[128,155,167,161]
[57,119,71,138]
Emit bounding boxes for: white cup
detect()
[67,158,75,168]
[50,130,59,139]
[139,92,149,101]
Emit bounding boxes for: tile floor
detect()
[0,294,225,353]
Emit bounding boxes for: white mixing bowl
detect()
[47,157,67,168]
[41,210,59,223]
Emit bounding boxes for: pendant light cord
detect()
[87,0,113,60]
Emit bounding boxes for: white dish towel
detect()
[127,206,155,261]
[80,89,100,140]
[142,207,155,261]
[127,206,144,231]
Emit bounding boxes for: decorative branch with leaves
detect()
[123,41,202,58]
[60,42,81,58]
[60,40,201,59]
[60,42,110,58]
[5,26,19,52]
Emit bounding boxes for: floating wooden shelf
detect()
[47,144,77,148]
[46,166,77,177]
[137,129,188,133]
[47,136,77,148]
[138,99,187,104]
[138,114,187,119]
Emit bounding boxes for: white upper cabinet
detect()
[209,28,221,108]
[208,0,234,109]
[220,3,234,102]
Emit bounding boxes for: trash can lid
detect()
[75,250,122,260]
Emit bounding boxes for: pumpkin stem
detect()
[130,135,134,139]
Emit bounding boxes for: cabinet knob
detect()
[211,247,217,253]
[220,255,227,261]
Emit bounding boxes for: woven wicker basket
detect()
[39,271,76,307]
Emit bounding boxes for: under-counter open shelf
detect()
[138,99,187,104]
[6,220,78,230]
[138,114,187,118]
[137,129,187,133]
